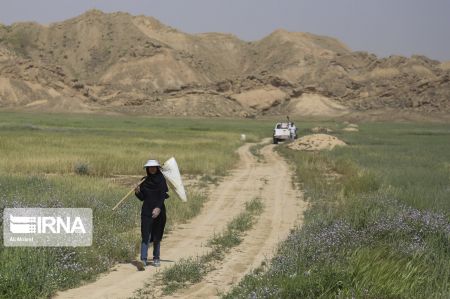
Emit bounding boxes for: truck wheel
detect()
[273,138,278,144]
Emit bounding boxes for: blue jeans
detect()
[140,241,161,261]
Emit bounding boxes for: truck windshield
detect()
[276,123,289,129]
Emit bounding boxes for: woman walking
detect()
[135,159,169,269]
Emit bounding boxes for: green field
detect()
[226,122,450,299]
[1,111,449,299]
[0,111,271,299]
[0,112,270,176]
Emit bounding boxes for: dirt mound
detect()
[310,127,334,133]
[288,134,347,151]
[342,127,359,132]
[341,123,359,132]
[1,10,450,117]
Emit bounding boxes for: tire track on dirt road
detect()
[54,143,268,299]
[165,144,306,298]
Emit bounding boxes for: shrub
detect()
[74,162,90,175]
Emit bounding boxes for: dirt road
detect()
[55,141,306,299]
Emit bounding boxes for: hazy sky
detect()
[1,0,449,61]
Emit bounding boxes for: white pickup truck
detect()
[273,122,291,144]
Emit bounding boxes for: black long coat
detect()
[135,171,169,242]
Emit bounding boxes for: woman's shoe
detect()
[136,259,147,271]
[153,258,160,267]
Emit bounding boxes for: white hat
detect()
[143,159,161,168]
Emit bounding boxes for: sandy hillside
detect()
[1,10,449,118]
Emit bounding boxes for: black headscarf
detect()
[143,168,167,190]
[140,168,169,201]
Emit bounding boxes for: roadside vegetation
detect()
[161,197,263,295]
[226,122,450,298]
[0,111,271,299]
[249,140,270,162]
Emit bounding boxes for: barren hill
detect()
[1,10,449,118]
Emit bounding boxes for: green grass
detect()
[0,111,271,176]
[225,122,450,299]
[249,141,269,162]
[0,111,272,299]
[327,122,450,212]
[0,175,137,297]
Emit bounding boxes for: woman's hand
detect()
[135,186,140,193]
[152,207,161,219]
